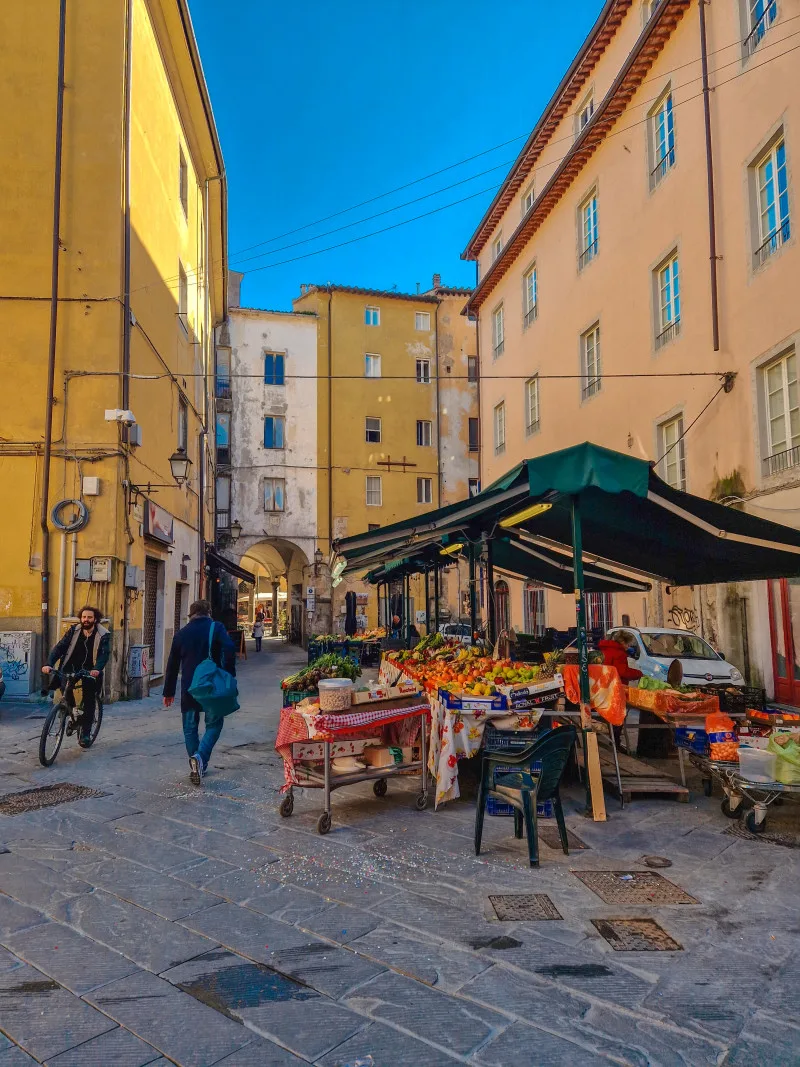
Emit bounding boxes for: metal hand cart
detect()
[689,752,800,832]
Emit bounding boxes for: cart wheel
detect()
[415,792,428,811]
[721,796,740,819]
[317,812,332,835]
[373,778,388,798]
[279,793,294,818]
[745,810,766,835]
[702,778,713,797]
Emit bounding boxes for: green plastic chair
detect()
[474,725,577,868]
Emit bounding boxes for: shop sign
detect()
[144,500,174,544]
[356,592,369,605]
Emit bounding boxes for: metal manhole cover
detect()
[0,783,105,816]
[592,918,682,951]
[724,823,800,849]
[642,855,672,868]
[488,893,563,921]
[538,826,589,851]
[572,870,698,905]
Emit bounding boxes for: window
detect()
[468,478,480,497]
[264,415,285,449]
[643,0,659,22]
[216,474,231,529]
[264,478,285,512]
[577,93,594,134]
[648,90,675,190]
[179,147,188,216]
[524,583,546,635]
[522,181,535,215]
[365,353,381,378]
[744,0,777,56]
[582,324,601,399]
[755,138,790,266]
[525,377,540,435]
[659,415,686,490]
[523,265,538,327]
[763,351,800,473]
[655,254,681,348]
[469,417,480,453]
[415,311,431,331]
[365,417,381,443]
[492,304,505,358]
[264,352,285,385]
[586,592,613,632]
[417,477,433,505]
[177,397,188,451]
[467,355,479,382]
[216,347,231,399]
[493,401,506,455]
[492,232,503,262]
[579,193,598,268]
[368,523,380,532]
[365,306,380,326]
[416,420,432,447]
[416,358,431,384]
[178,263,188,333]
[216,412,230,465]
[366,476,382,506]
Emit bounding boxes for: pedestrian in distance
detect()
[163,599,236,785]
[252,618,264,652]
[42,606,109,746]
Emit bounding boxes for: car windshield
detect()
[640,632,719,660]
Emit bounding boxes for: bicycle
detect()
[39,668,103,767]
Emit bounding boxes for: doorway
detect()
[768,578,800,705]
[143,557,165,675]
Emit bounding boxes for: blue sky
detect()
[188,1,602,311]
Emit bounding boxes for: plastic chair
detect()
[474,725,577,868]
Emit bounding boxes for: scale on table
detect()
[667,659,683,689]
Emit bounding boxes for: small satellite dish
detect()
[667,658,683,688]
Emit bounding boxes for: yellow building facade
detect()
[0,0,226,698]
[292,282,479,630]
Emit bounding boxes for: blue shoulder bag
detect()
[188,620,240,722]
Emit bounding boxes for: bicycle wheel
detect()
[39,702,68,766]
[85,701,103,747]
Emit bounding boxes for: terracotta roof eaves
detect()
[297,283,440,304]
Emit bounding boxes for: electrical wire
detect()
[65,369,731,381]
[656,381,729,465]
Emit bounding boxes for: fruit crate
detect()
[699,684,766,714]
[674,726,709,755]
[282,688,316,708]
[438,688,506,712]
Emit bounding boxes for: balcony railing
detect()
[579,240,598,270]
[755,218,791,267]
[524,304,538,328]
[216,447,230,466]
[655,318,681,350]
[764,445,800,477]
[215,378,232,400]
[216,510,230,530]
[743,3,776,56]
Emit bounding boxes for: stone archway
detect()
[235,537,311,643]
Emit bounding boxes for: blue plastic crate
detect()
[486,760,552,818]
[674,726,709,755]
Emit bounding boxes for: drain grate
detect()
[725,823,800,849]
[592,918,682,951]
[488,893,563,921]
[538,826,589,851]
[572,870,698,905]
[0,783,105,816]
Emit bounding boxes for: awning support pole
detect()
[425,569,431,633]
[433,566,440,632]
[469,543,477,645]
[571,496,600,819]
[486,538,497,646]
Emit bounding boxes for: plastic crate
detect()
[700,684,765,714]
[674,726,709,755]
[483,724,540,752]
[282,688,316,707]
[438,688,506,712]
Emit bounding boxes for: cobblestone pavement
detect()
[1,642,799,1065]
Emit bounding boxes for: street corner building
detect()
[0,0,227,700]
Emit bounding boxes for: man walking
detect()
[163,599,236,785]
[42,606,109,747]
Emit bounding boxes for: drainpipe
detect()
[40,0,68,656]
[327,291,333,551]
[473,268,483,490]
[699,0,720,352]
[434,300,442,507]
[120,0,133,694]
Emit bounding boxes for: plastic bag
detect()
[767,734,800,785]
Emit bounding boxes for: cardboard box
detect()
[354,682,420,704]
[438,688,507,712]
[362,746,414,768]
[292,738,380,761]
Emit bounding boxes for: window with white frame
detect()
[581,324,601,399]
[649,90,675,188]
[577,93,594,135]
[178,262,188,333]
[468,478,480,497]
[492,304,505,358]
[365,306,380,326]
[177,396,188,451]
[364,353,381,378]
[416,420,432,447]
[659,415,686,490]
[754,137,790,265]
[365,417,381,443]
[216,474,231,529]
[366,476,382,506]
[179,147,188,216]
[655,253,681,348]
[525,377,540,435]
[744,0,777,56]
[524,583,547,635]
[522,181,535,215]
[763,350,800,474]
[416,358,431,384]
[492,232,503,262]
[643,0,659,22]
[493,401,506,455]
[415,311,431,331]
[523,264,538,326]
[579,192,598,268]
[264,477,285,512]
[467,355,479,383]
[417,477,433,505]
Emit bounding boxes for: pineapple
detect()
[540,649,565,679]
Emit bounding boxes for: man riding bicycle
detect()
[42,606,110,747]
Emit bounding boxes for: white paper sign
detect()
[0,631,33,696]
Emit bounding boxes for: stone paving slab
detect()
[0,893,49,938]
[316,1021,463,1066]
[0,1047,39,1066]
[268,940,386,999]
[474,1020,617,1066]
[296,902,380,945]
[348,922,492,993]
[43,1025,163,1066]
[4,920,139,995]
[724,1009,800,1066]
[0,854,93,912]
[177,901,314,962]
[210,1041,309,1066]
[66,854,219,920]
[195,867,283,905]
[68,796,146,823]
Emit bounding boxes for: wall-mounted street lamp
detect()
[229,519,243,543]
[168,447,192,486]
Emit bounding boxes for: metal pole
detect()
[699,0,720,352]
[469,543,477,644]
[433,566,440,632]
[571,496,593,812]
[486,539,497,646]
[424,569,431,634]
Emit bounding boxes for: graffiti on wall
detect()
[0,631,33,696]
[668,606,699,632]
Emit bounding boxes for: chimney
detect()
[432,273,441,290]
[227,270,244,308]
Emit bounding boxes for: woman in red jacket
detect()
[597,635,643,684]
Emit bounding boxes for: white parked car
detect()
[605,626,744,687]
[438,622,472,645]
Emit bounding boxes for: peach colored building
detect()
[463,0,798,699]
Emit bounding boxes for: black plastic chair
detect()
[474,725,577,868]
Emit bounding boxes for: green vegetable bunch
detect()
[281,652,362,691]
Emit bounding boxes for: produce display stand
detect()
[275,695,430,834]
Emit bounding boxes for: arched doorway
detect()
[495,579,510,633]
[237,537,311,644]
